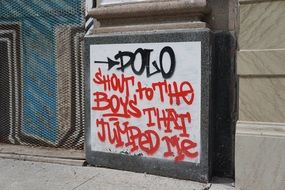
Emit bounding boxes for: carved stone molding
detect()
[88,0,209,33]
[236,121,285,137]
[90,0,208,19]
[239,0,284,4]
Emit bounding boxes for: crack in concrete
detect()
[72,175,97,190]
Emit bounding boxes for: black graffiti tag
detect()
[95,46,176,79]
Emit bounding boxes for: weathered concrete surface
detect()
[0,158,234,190]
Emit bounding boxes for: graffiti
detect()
[92,69,197,161]
[0,1,85,149]
[95,47,176,79]
[90,42,202,163]
[92,68,194,117]
[0,23,21,144]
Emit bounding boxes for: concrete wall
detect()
[236,0,285,189]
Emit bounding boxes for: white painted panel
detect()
[99,0,148,6]
[90,42,201,163]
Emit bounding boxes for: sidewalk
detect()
[0,158,235,190]
[0,145,234,190]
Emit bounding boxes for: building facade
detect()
[0,0,284,188]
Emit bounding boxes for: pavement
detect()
[0,158,234,190]
[0,144,234,190]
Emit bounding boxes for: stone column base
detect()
[235,121,285,190]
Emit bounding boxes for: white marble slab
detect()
[236,121,285,190]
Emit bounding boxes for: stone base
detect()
[235,121,285,190]
[85,29,213,183]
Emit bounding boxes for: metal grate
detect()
[0,1,86,149]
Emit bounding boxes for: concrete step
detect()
[0,143,85,166]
